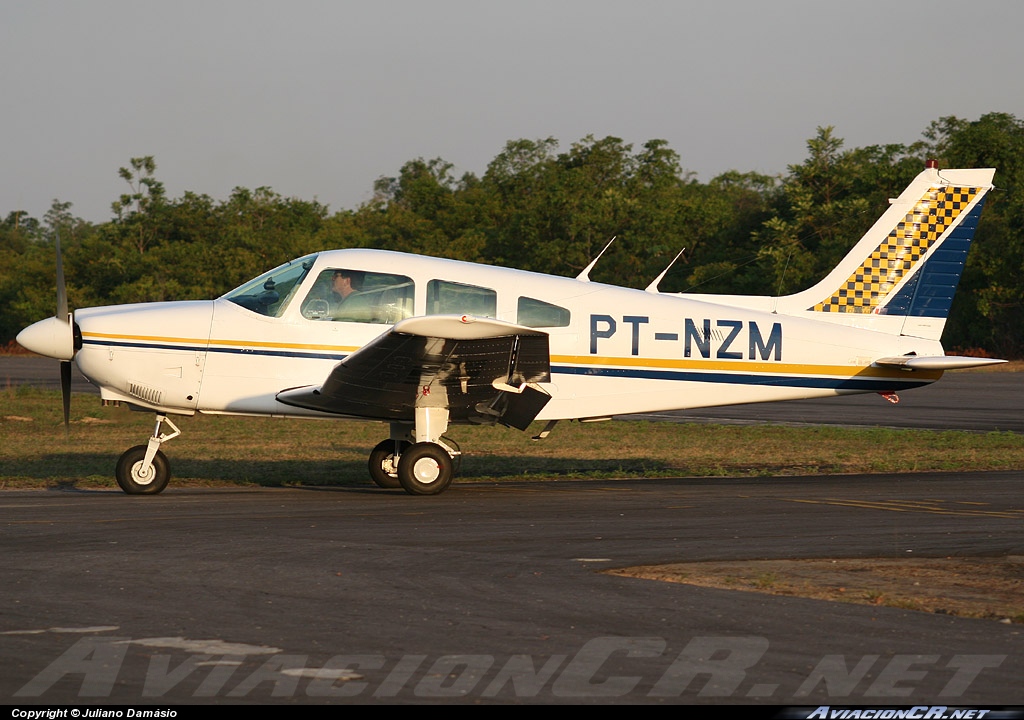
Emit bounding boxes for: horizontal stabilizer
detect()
[873,356,1007,371]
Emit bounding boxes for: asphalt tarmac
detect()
[2,356,1022,704]
[630,369,1024,432]
[2,474,1021,704]
[0,355,97,395]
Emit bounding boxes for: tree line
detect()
[3,112,1023,356]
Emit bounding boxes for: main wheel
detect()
[397,442,454,496]
[368,439,410,489]
[115,445,171,495]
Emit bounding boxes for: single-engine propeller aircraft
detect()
[17,163,1005,495]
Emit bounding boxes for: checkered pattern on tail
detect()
[812,186,979,313]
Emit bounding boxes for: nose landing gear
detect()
[114,414,179,495]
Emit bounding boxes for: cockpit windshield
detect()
[222,253,318,317]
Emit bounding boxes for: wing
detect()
[276,315,551,430]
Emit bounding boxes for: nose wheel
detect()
[115,445,171,494]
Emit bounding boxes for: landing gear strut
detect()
[369,407,459,496]
[114,414,179,495]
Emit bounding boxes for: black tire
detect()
[115,445,171,495]
[367,439,410,489]
[397,442,454,496]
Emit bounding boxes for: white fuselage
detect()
[73,249,943,423]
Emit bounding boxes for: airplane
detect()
[16,162,1005,496]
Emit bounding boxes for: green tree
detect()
[111,156,167,254]
[922,113,1024,355]
[754,127,919,295]
[680,170,780,295]
[481,135,703,285]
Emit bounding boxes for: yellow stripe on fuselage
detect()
[81,331,359,354]
[552,354,943,381]
[82,332,939,382]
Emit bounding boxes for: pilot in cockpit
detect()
[302,267,412,323]
[301,268,366,321]
[330,269,364,309]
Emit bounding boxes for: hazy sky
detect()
[4,0,1023,223]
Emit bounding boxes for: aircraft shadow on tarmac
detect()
[5,452,680,490]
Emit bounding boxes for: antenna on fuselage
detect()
[576,236,616,282]
[645,247,686,294]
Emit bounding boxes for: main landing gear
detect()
[115,409,461,497]
[114,414,179,494]
[368,407,461,496]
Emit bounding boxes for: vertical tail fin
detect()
[780,165,995,340]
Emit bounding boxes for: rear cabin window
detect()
[301,269,414,324]
[426,280,497,318]
[517,297,571,328]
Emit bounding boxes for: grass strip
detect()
[3,388,1024,490]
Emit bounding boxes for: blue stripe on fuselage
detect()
[82,338,927,391]
[81,338,349,362]
[551,364,929,391]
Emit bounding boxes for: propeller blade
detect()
[60,360,72,437]
[56,229,68,322]
[58,230,73,438]
[14,230,77,360]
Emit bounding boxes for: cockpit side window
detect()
[223,254,317,317]
[426,280,497,318]
[301,269,414,324]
